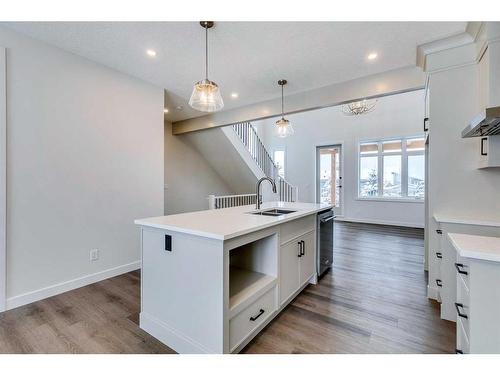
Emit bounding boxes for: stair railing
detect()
[232,122,297,202]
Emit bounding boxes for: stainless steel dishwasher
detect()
[317,209,335,277]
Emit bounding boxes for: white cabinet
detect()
[279,238,301,305]
[478,135,500,169]
[279,230,316,306]
[448,233,500,353]
[299,231,316,285]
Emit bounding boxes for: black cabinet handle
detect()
[298,242,302,257]
[249,309,265,322]
[455,263,468,275]
[300,240,305,256]
[436,252,442,259]
[424,117,429,132]
[436,229,443,234]
[455,349,464,354]
[436,279,442,287]
[481,137,488,156]
[455,302,468,319]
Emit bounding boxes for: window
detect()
[358,136,425,200]
[273,150,285,178]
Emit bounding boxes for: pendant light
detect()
[188,21,224,113]
[276,79,294,138]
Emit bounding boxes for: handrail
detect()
[232,122,297,202]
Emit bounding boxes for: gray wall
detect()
[164,121,233,214]
[1,27,164,306]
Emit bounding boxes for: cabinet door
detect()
[300,231,316,285]
[279,240,301,305]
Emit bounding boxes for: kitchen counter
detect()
[448,232,500,262]
[135,201,332,353]
[135,201,332,240]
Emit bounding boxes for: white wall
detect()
[0,27,164,308]
[0,46,6,311]
[253,90,425,228]
[164,121,234,214]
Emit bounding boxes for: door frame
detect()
[0,47,6,312]
[315,142,344,216]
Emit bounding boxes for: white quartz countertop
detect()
[135,201,332,240]
[448,233,500,262]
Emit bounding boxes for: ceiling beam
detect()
[172,66,426,135]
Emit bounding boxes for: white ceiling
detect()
[2,21,467,121]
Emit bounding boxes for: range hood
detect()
[462,106,500,138]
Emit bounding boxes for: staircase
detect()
[231,122,297,202]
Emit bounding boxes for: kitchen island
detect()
[134,201,331,354]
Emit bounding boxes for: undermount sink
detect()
[250,208,297,217]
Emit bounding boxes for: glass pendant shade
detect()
[189,79,224,112]
[275,117,294,138]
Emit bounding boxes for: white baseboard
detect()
[427,285,440,301]
[6,261,140,310]
[335,216,424,229]
[140,312,211,354]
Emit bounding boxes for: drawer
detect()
[280,215,315,245]
[455,299,470,340]
[229,287,277,351]
[456,317,470,354]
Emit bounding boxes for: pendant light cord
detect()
[281,84,284,118]
[205,24,208,80]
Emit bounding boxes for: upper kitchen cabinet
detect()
[461,38,500,168]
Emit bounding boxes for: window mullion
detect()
[402,140,408,197]
[378,142,383,197]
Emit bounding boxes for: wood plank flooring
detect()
[242,221,456,353]
[0,221,455,353]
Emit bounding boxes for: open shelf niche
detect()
[229,233,278,317]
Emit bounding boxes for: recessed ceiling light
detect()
[367,52,378,60]
[146,49,157,57]
[163,108,169,113]
[231,92,239,99]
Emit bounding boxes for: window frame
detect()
[357,135,425,202]
[273,148,286,179]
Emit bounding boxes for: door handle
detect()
[300,240,305,256]
[423,117,429,132]
[436,279,442,287]
[436,252,442,259]
[455,263,468,275]
[321,216,335,223]
[297,241,302,257]
[481,137,488,156]
[249,309,265,322]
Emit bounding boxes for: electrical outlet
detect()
[90,249,99,262]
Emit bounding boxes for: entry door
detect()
[316,145,343,216]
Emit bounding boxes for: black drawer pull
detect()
[436,279,442,287]
[424,117,429,132]
[297,242,302,257]
[300,240,305,256]
[250,309,265,322]
[481,137,488,156]
[455,349,464,354]
[436,252,442,259]
[455,263,468,275]
[455,302,468,319]
[436,229,443,234]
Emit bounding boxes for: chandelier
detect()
[341,99,377,116]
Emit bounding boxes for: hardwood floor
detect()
[242,221,456,353]
[0,271,173,353]
[0,221,455,353]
